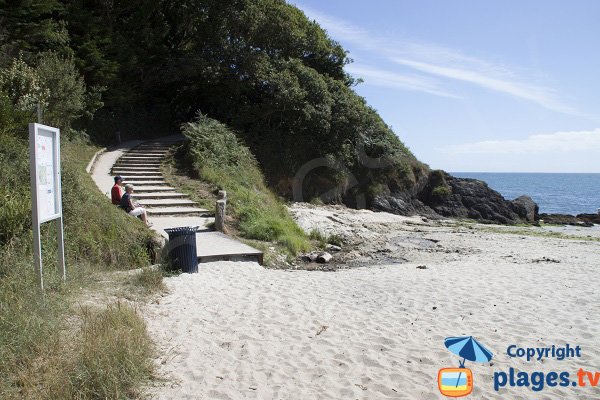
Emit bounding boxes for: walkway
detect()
[90,136,263,265]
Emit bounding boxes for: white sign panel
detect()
[29,123,65,290]
[30,124,61,222]
[36,128,59,220]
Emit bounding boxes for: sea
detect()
[451,173,600,215]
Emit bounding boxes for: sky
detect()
[291,0,600,172]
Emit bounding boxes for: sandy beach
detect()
[144,205,600,399]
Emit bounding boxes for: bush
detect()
[182,114,311,255]
[432,185,452,198]
[0,57,48,114]
[428,169,452,199]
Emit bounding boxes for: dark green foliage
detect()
[1,0,426,206]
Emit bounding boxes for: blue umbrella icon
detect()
[444,336,493,387]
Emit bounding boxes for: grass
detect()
[308,229,344,248]
[131,266,166,294]
[71,302,154,399]
[179,114,312,257]
[0,136,159,398]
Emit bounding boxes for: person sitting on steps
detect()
[119,184,152,226]
[111,175,123,205]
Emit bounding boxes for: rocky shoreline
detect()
[372,170,597,227]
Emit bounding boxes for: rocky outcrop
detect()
[418,172,525,224]
[511,195,539,222]
[539,213,596,227]
[372,170,540,225]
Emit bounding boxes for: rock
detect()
[511,195,539,222]
[419,172,524,224]
[325,244,341,252]
[576,213,600,225]
[539,213,591,226]
[316,252,332,263]
[301,251,333,263]
[371,193,436,217]
[369,170,540,225]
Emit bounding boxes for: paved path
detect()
[90,136,263,264]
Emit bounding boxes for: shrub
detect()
[0,57,48,114]
[432,185,452,198]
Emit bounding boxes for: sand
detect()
[144,205,600,399]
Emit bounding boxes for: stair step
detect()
[127,149,169,154]
[132,192,188,199]
[115,171,163,176]
[112,166,161,171]
[114,160,162,166]
[134,144,172,148]
[131,185,176,192]
[122,180,168,186]
[121,152,165,157]
[137,198,197,207]
[122,175,165,181]
[119,155,164,159]
[147,207,212,216]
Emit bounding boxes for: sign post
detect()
[29,123,65,290]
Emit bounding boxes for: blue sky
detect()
[292,0,600,172]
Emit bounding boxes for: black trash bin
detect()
[164,226,199,273]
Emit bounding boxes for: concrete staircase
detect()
[99,138,263,265]
[111,141,211,217]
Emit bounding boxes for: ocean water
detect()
[451,173,600,215]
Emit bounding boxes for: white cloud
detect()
[393,58,578,115]
[345,65,460,98]
[438,128,600,155]
[296,4,580,116]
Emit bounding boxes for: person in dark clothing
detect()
[120,184,151,226]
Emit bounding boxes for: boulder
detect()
[511,195,539,222]
[316,252,333,263]
[301,251,333,263]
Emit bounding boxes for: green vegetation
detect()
[427,169,452,200]
[181,115,311,256]
[0,138,158,398]
[72,302,154,399]
[309,229,344,248]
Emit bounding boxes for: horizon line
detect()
[448,171,600,174]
